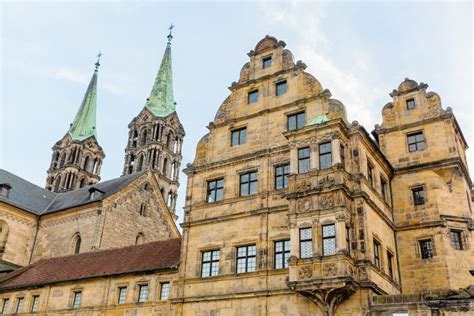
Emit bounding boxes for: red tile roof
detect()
[0,238,181,291]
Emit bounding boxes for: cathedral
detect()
[0,33,472,315]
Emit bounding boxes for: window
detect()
[137,284,148,302]
[407,131,425,152]
[274,240,290,269]
[72,291,81,308]
[451,230,464,250]
[201,250,220,277]
[319,142,332,170]
[160,283,171,301]
[419,239,434,259]
[412,186,426,206]
[298,147,310,174]
[240,171,257,196]
[262,56,272,69]
[1,298,9,314]
[275,164,290,189]
[367,162,374,188]
[74,235,81,254]
[323,224,336,256]
[31,295,39,312]
[276,80,287,96]
[340,144,345,169]
[236,245,256,273]
[373,239,381,268]
[381,177,388,203]
[287,112,305,131]
[248,90,259,103]
[139,203,147,216]
[117,287,127,304]
[299,228,313,258]
[0,184,11,198]
[231,128,247,146]
[406,98,416,110]
[387,251,394,279]
[15,298,24,313]
[207,178,224,203]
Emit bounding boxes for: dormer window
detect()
[262,56,272,69]
[0,184,11,198]
[88,187,104,200]
[406,98,416,110]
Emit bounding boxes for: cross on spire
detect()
[167,24,174,44]
[95,51,102,70]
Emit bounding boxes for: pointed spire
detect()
[145,25,176,117]
[68,54,100,141]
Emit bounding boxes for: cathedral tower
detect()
[45,57,105,192]
[122,27,185,215]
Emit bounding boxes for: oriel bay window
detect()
[274,240,290,269]
[287,112,305,131]
[319,142,332,169]
[202,250,220,277]
[275,164,290,189]
[298,147,310,174]
[240,171,257,196]
[299,228,313,258]
[207,178,224,203]
[236,245,256,273]
[322,224,336,256]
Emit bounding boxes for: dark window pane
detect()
[412,187,425,205]
[407,131,425,152]
[420,239,434,259]
[263,56,272,69]
[232,128,247,146]
[248,90,259,103]
[276,81,287,96]
[407,99,416,110]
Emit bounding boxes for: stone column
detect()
[332,137,341,166]
[310,143,318,170]
[290,145,298,174]
[290,222,299,257]
[336,213,347,253]
[313,221,321,256]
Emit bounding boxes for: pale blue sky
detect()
[1,1,472,222]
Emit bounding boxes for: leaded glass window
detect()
[138,284,148,302]
[118,287,127,304]
[160,283,170,301]
[323,224,336,256]
[451,230,464,250]
[407,131,425,152]
[72,292,81,308]
[31,295,40,312]
[202,250,220,277]
[15,298,24,313]
[299,228,313,259]
[419,239,434,259]
[373,239,381,268]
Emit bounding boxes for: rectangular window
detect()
[236,245,257,273]
[346,226,350,254]
[207,178,224,203]
[72,292,81,308]
[15,298,24,313]
[373,239,381,268]
[299,228,313,258]
[276,80,287,96]
[248,90,259,103]
[287,112,305,131]
[419,239,434,259]
[240,171,257,196]
[367,162,374,188]
[381,177,388,203]
[412,186,426,206]
[319,142,332,170]
[231,128,247,146]
[274,240,290,269]
[387,251,394,279]
[340,144,345,169]
[160,283,170,301]
[118,287,127,304]
[262,56,272,69]
[451,230,464,250]
[31,295,40,312]
[406,98,416,110]
[322,224,336,256]
[138,284,148,303]
[1,299,9,314]
[201,250,220,277]
[298,147,310,174]
[275,164,290,189]
[407,131,425,152]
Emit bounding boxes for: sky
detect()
[1,1,472,224]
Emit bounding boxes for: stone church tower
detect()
[45,58,105,192]
[122,28,185,215]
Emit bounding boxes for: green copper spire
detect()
[145,25,176,117]
[68,54,100,141]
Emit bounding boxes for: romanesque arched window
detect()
[52,152,60,169]
[83,156,90,171]
[141,129,148,145]
[135,233,144,245]
[0,221,9,255]
[92,159,98,174]
[54,175,62,192]
[167,191,174,207]
[140,203,147,217]
[132,130,138,147]
[59,153,67,168]
[162,158,168,176]
[71,233,81,254]
[166,134,172,149]
[138,155,144,172]
[128,154,135,174]
[79,178,86,188]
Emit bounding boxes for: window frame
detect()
[239,171,258,196]
[276,80,287,96]
[1,298,9,314]
[340,144,345,169]
[160,282,171,301]
[387,250,394,279]
[15,297,24,313]
[299,227,313,259]
[367,162,374,188]
[207,178,224,203]
[412,186,426,206]
[322,224,337,256]
[287,112,305,131]
[248,90,259,104]
[450,230,464,250]
[274,240,290,269]
[201,249,220,277]
[137,284,149,303]
[274,164,290,190]
[236,245,257,274]
[373,239,381,269]
[406,98,416,110]
[72,291,81,309]
[419,239,434,259]
[298,147,310,174]
[31,295,40,313]
[117,287,127,305]
[319,142,332,170]
[407,131,425,152]
[231,127,247,147]
[262,56,272,69]
[380,177,389,203]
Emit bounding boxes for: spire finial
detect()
[167,24,174,45]
[95,51,102,71]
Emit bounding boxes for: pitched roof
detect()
[0,169,146,215]
[0,238,181,291]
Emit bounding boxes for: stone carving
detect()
[323,263,337,277]
[298,198,312,212]
[318,176,335,187]
[296,180,312,192]
[320,195,334,208]
[299,266,313,279]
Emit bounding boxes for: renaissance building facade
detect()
[0,35,472,315]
